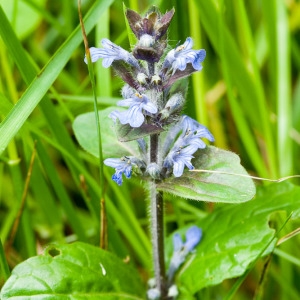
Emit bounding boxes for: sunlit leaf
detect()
[158,146,256,203]
[165,182,300,295]
[73,107,139,159]
[0,242,144,299]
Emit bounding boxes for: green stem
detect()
[0,239,10,280]
[150,134,166,298]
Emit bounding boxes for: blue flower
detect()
[162,37,206,74]
[109,93,158,128]
[179,115,215,149]
[104,157,133,185]
[163,116,214,177]
[167,226,202,283]
[84,38,139,69]
[163,144,197,177]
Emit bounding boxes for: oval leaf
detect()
[73,107,139,159]
[158,146,256,203]
[1,242,144,299]
[167,182,300,294]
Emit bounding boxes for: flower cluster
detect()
[147,225,202,299]
[85,6,214,186]
[167,226,202,283]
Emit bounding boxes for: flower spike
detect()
[167,226,202,283]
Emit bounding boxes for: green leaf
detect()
[0,242,144,299]
[115,121,163,142]
[168,182,300,294]
[158,146,256,203]
[73,107,139,158]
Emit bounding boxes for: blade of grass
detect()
[0,0,114,155]
[274,248,300,267]
[23,143,64,242]
[275,0,292,177]
[5,141,37,255]
[0,0,114,227]
[262,0,292,177]
[23,0,67,36]
[95,7,111,97]
[0,239,10,280]
[28,124,151,266]
[195,0,277,178]
[215,1,268,177]
[188,0,207,126]
[34,136,88,242]
[79,0,106,247]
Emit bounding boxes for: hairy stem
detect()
[150,134,167,298]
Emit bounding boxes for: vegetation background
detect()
[1,0,300,299]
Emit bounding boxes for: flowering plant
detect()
[1,2,300,300]
[76,6,255,299]
[0,5,257,300]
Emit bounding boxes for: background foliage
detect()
[1,0,300,299]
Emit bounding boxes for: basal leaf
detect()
[167,182,300,294]
[158,146,256,203]
[0,242,144,299]
[73,107,139,159]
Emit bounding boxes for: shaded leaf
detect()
[1,242,144,299]
[162,65,197,90]
[116,120,163,142]
[158,146,256,203]
[111,60,142,91]
[169,182,300,294]
[73,107,139,159]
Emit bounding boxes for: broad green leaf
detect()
[1,242,144,299]
[158,146,256,203]
[167,182,300,295]
[73,107,139,158]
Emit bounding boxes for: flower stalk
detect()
[150,182,166,297]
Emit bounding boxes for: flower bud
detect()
[146,163,161,179]
[160,93,184,120]
[151,75,162,86]
[125,7,174,41]
[137,73,149,85]
[126,7,174,63]
[138,34,155,48]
